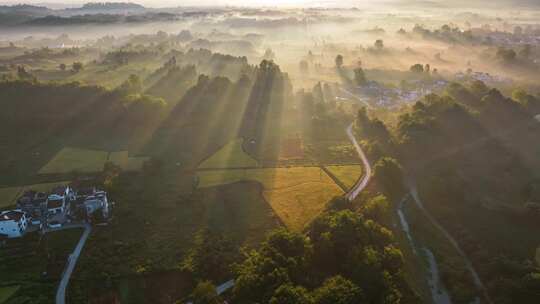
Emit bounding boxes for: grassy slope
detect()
[39,147,109,174]
[404,200,479,304]
[0,286,19,304]
[75,171,279,280]
[198,138,257,169]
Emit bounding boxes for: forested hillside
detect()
[355,81,540,304]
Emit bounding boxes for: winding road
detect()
[345,123,372,201]
[342,84,492,302]
[200,124,373,301]
[55,223,92,304]
[345,115,490,303]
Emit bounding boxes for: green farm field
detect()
[38,147,109,174]
[64,60,162,89]
[38,147,148,174]
[197,167,343,231]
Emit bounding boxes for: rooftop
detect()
[0,210,25,222]
[51,186,68,196]
[47,198,64,209]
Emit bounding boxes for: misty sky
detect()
[1,0,538,8]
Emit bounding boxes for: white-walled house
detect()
[0,210,28,238]
[84,191,110,219]
[47,194,66,214]
[46,185,74,215]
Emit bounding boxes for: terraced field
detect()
[197,167,343,231]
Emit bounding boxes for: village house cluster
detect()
[0,184,110,239]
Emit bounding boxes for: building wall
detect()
[0,217,26,238]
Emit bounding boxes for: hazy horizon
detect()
[1,0,540,9]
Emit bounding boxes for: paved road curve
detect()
[345,123,372,201]
[56,223,92,304]
[187,124,371,303]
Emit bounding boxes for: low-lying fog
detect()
[1,1,540,89]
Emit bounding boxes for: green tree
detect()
[191,281,219,304]
[468,80,489,98]
[270,284,313,304]
[313,276,364,304]
[233,229,311,303]
[118,74,143,94]
[373,157,405,198]
[264,48,276,60]
[354,67,367,86]
[16,66,33,80]
[519,44,532,59]
[326,196,350,212]
[496,48,516,63]
[72,61,83,72]
[374,39,384,50]
[360,195,390,222]
[181,229,237,282]
[335,54,344,68]
[409,64,424,73]
[300,60,309,73]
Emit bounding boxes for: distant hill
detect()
[79,2,145,11]
[25,12,177,26]
[0,4,53,25]
[0,4,51,16]
[60,2,147,17]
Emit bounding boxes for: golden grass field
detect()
[0,181,70,208]
[199,138,258,169]
[39,147,148,174]
[325,165,363,190]
[197,167,343,231]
